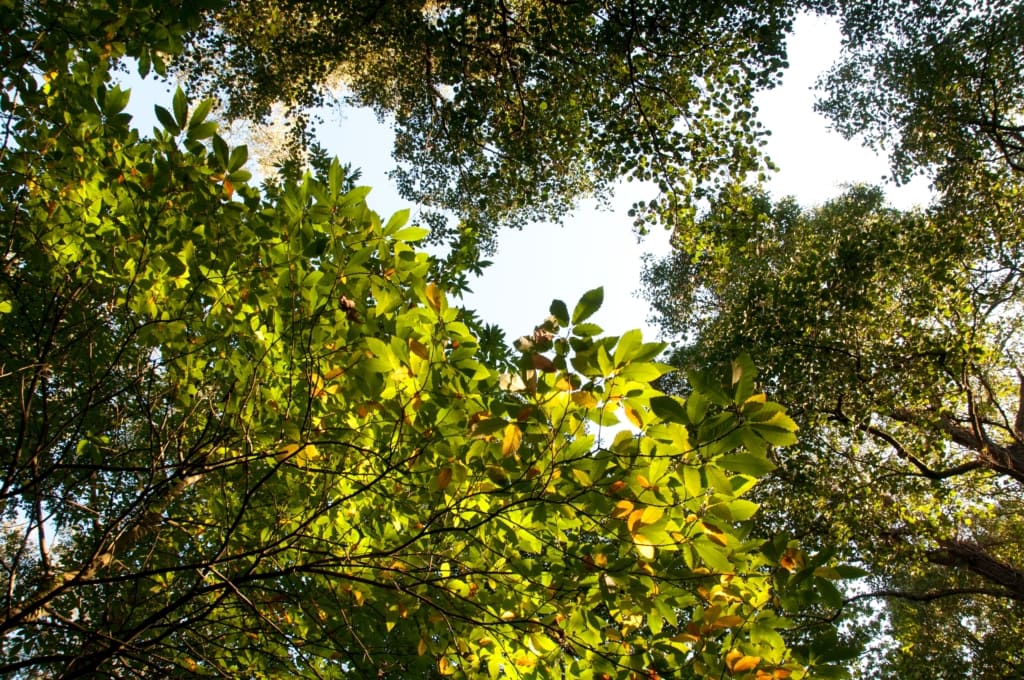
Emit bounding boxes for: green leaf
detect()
[650,396,687,423]
[717,452,776,476]
[549,299,569,326]
[693,535,734,573]
[186,121,218,141]
[212,135,230,169]
[103,86,131,116]
[228,145,249,172]
[189,98,214,129]
[620,362,673,383]
[384,208,411,233]
[392,226,429,242]
[614,328,642,366]
[154,105,179,135]
[752,424,798,447]
[172,87,188,128]
[572,322,603,337]
[731,352,757,403]
[572,286,603,324]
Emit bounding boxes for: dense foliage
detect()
[7,0,1024,675]
[0,1,850,677]
[643,185,1024,675]
[174,0,806,253]
[643,1,1024,674]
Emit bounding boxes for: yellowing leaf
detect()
[571,391,598,408]
[713,615,744,628]
[425,282,444,311]
[636,474,654,489]
[731,655,762,673]
[633,534,655,560]
[276,442,319,466]
[627,509,646,533]
[572,468,593,486]
[641,506,664,525]
[612,500,634,519]
[417,636,428,656]
[438,656,454,675]
[501,423,522,456]
[701,521,728,547]
[408,337,430,359]
[779,548,804,573]
[276,443,301,461]
[436,467,453,490]
[625,406,644,429]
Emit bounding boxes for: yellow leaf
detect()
[640,506,664,525]
[276,443,300,462]
[296,444,319,467]
[408,337,430,359]
[275,442,320,466]
[438,656,454,675]
[627,509,645,533]
[501,423,522,456]
[555,377,574,391]
[499,610,517,621]
[779,548,804,573]
[731,656,762,673]
[625,405,644,428]
[701,521,728,547]
[571,391,599,408]
[633,534,655,560]
[636,474,654,489]
[612,500,634,519]
[725,649,744,669]
[417,637,428,656]
[713,615,744,628]
[425,282,444,311]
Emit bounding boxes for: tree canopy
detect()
[642,184,1024,675]
[0,1,850,677]
[173,0,807,253]
[7,0,1024,675]
[642,1,1024,674]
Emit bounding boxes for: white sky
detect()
[126,13,932,346]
